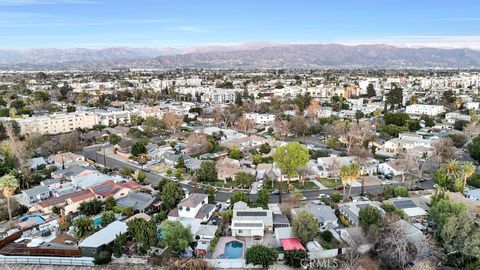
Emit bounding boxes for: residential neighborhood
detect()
[0,68,479,270]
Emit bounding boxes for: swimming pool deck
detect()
[212,237,245,259]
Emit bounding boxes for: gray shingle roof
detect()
[116,192,155,211]
[22,185,50,197]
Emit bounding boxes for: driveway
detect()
[250,181,262,194]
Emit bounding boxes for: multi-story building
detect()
[244,113,275,125]
[201,88,237,103]
[405,104,445,116]
[5,112,97,135]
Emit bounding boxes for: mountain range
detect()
[2,42,480,69]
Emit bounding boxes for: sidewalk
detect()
[311,179,328,190]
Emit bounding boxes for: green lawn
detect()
[203,179,320,191]
[263,181,320,191]
[205,180,237,189]
[319,179,342,188]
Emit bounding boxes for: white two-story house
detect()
[168,193,216,222]
[231,201,273,238]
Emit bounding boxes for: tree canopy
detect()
[245,244,277,268]
[358,206,384,234]
[197,162,217,182]
[160,220,191,252]
[292,210,319,243]
[273,142,309,179]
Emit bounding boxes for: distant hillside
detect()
[146,44,480,69]
[1,43,480,69]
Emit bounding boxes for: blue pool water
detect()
[224,241,243,259]
[93,216,102,228]
[20,215,45,225]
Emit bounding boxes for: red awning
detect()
[281,238,305,251]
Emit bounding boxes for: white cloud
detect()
[165,26,207,33]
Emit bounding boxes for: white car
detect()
[225,199,231,209]
[382,180,392,185]
[318,194,330,199]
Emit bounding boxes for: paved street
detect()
[83,145,162,186]
[83,145,435,204]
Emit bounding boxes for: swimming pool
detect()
[20,215,45,225]
[224,241,243,259]
[93,216,102,228]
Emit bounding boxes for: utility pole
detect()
[103,145,106,167]
[193,171,197,194]
[278,177,283,204]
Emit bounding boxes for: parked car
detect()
[334,185,343,190]
[318,194,330,199]
[225,199,231,209]
[409,185,424,191]
[270,190,280,195]
[382,180,391,185]
[182,187,190,197]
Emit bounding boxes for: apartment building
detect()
[244,112,275,125]
[9,112,97,135]
[405,104,445,116]
[200,88,237,103]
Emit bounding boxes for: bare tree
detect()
[235,115,254,134]
[163,111,183,133]
[212,106,223,127]
[330,156,340,181]
[464,122,480,140]
[324,120,348,138]
[5,122,30,170]
[273,119,290,138]
[432,138,458,166]
[289,115,308,138]
[345,122,376,154]
[350,147,372,194]
[341,244,363,270]
[398,152,425,185]
[59,131,82,152]
[374,215,418,269]
[306,98,321,121]
[185,133,211,155]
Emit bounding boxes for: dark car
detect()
[409,185,424,191]
[334,185,343,190]
[270,190,280,195]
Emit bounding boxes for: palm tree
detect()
[440,159,462,180]
[462,162,476,191]
[348,162,361,198]
[340,165,350,200]
[0,174,19,222]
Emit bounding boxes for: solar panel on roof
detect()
[237,211,267,216]
[233,223,263,227]
[393,200,416,209]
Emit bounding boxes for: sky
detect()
[1,0,480,49]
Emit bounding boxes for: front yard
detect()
[262,180,320,191]
[203,179,320,191]
[319,178,342,188]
